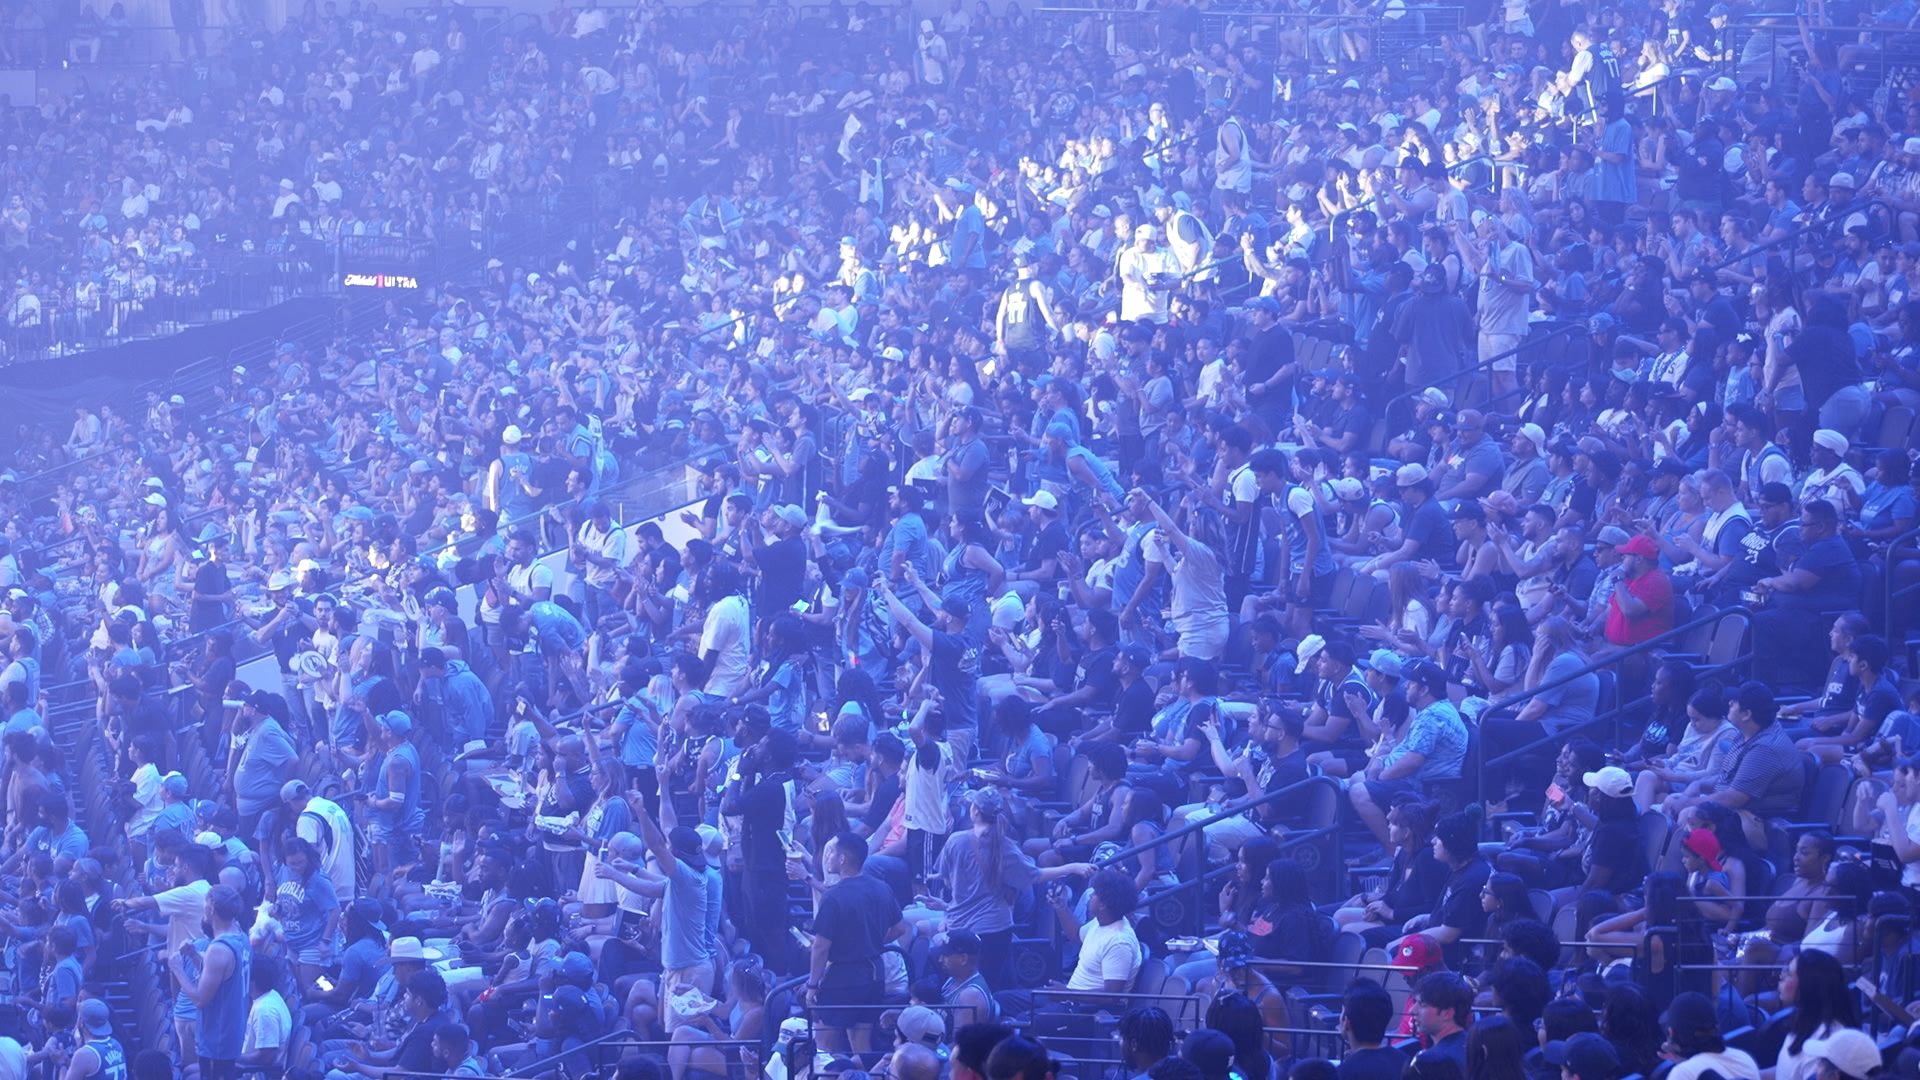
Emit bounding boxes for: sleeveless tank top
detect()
[89,1037,128,1080]
[1066,445,1126,504]
[196,930,252,1060]
[942,544,993,612]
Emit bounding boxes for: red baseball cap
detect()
[1394,935,1442,971]
[1619,535,1659,559]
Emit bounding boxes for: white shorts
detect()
[1479,332,1523,373]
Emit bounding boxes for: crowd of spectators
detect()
[4,3,1920,1080]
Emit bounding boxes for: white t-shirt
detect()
[577,521,631,590]
[243,989,292,1057]
[153,879,213,956]
[903,740,958,833]
[507,560,554,604]
[1067,917,1143,991]
[1775,1024,1843,1080]
[1667,1049,1760,1080]
[128,763,164,837]
[1902,803,1920,888]
[0,1037,26,1080]
[699,594,753,697]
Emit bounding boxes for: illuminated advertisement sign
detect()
[342,273,421,289]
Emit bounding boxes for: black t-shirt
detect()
[1568,477,1598,521]
[756,537,808,614]
[1585,818,1647,894]
[728,771,792,873]
[930,631,980,730]
[1112,677,1156,737]
[815,872,902,972]
[1024,521,1071,577]
[1329,403,1371,445]
[1384,846,1451,918]
[396,1014,450,1073]
[1402,498,1456,570]
[1074,646,1119,708]
[191,560,231,632]
[1857,679,1902,735]
[1435,858,1491,965]
[1339,1046,1411,1080]
[1245,324,1295,413]
[864,772,901,832]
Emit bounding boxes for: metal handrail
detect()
[1882,522,1920,641]
[1476,606,1755,801]
[1700,197,1899,279]
[1097,775,1343,867]
[1382,322,1586,413]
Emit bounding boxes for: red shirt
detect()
[1605,566,1673,645]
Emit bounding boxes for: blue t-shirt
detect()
[273,867,339,950]
[48,955,83,1004]
[1003,725,1053,779]
[888,514,933,583]
[1596,118,1636,202]
[765,661,806,735]
[660,857,720,971]
[616,697,658,769]
[1786,534,1862,612]
[1861,481,1916,533]
[338,936,388,998]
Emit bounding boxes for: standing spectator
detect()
[169,885,253,1080]
[807,833,903,1053]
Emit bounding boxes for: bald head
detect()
[894,1044,941,1080]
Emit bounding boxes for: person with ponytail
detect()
[935,788,1095,990]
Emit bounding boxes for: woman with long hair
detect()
[1219,836,1283,931]
[1249,857,1333,970]
[937,788,1092,989]
[1588,870,1686,980]
[1465,1014,1528,1080]
[274,836,342,988]
[1119,788,1178,893]
[1774,950,1862,1080]
[568,753,633,923]
[1479,872,1534,942]
[1601,983,1664,1078]
[1206,983,1284,1079]
[1465,601,1533,699]
[1361,562,1438,652]
[666,959,771,1080]
[1687,801,1759,928]
[941,511,1005,634]
[1633,686,1734,814]
[1334,799,1448,947]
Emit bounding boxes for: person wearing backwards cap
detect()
[1603,534,1673,647]
[486,425,542,523]
[69,997,129,1080]
[1661,991,1761,1080]
[1798,1029,1883,1080]
[933,930,997,1027]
